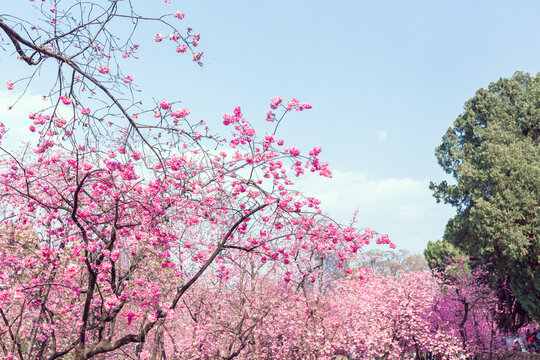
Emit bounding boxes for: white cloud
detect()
[376,130,388,140]
[296,170,455,253]
[398,204,425,219]
[297,170,428,211]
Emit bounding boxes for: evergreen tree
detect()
[430,71,540,324]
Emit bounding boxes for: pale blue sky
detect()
[2,1,540,252]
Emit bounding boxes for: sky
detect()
[1,1,540,253]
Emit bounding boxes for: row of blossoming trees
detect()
[0,1,513,359]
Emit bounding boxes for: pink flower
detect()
[154,109,161,118]
[29,125,36,132]
[192,52,204,62]
[171,108,190,118]
[176,45,187,53]
[154,33,164,42]
[131,151,142,161]
[6,81,14,90]
[54,117,67,128]
[309,147,322,156]
[50,6,56,12]
[159,99,171,110]
[270,96,282,109]
[80,108,90,115]
[288,147,300,157]
[123,75,133,83]
[97,65,110,74]
[123,311,136,325]
[60,96,72,105]
[174,11,185,20]
[286,98,299,110]
[265,111,275,122]
[111,251,120,262]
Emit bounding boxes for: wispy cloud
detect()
[376,130,388,140]
[296,170,455,252]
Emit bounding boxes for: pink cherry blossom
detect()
[192,52,204,63]
[265,111,275,122]
[270,96,282,109]
[60,95,72,105]
[98,65,110,74]
[159,99,171,110]
[171,108,190,118]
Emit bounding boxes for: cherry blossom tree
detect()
[0,98,384,360]
[173,267,499,360]
[0,1,392,359]
[432,260,504,357]
[314,271,464,360]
